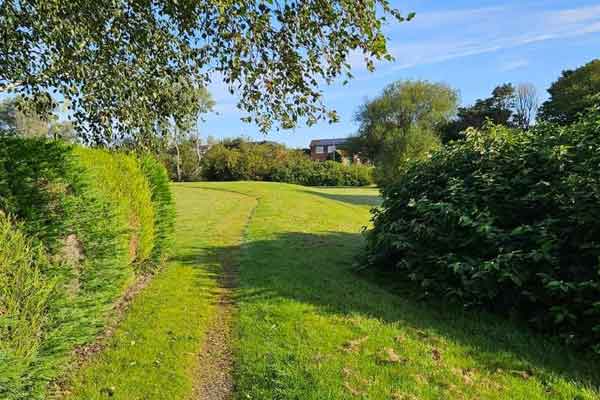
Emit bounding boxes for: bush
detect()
[75,148,155,267]
[0,138,173,399]
[0,213,54,399]
[363,112,600,353]
[201,141,373,186]
[139,154,176,263]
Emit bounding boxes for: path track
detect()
[62,185,257,400]
[191,193,257,400]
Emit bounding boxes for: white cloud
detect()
[405,6,507,29]
[499,59,530,72]
[546,4,600,24]
[372,3,600,72]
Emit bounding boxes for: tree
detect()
[440,83,533,143]
[0,97,75,140]
[1,1,412,144]
[0,97,48,137]
[440,83,515,143]
[538,59,600,125]
[513,83,539,130]
[351,80,458,184]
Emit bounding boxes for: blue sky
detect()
[202,0,600,149]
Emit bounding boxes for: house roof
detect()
[309,138,348,147]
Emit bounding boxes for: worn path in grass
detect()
[63,184,256,400]
[64,182,599,400]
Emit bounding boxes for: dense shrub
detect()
[0,214,54,399]
[139,154,176,263]
[271,158,373,186]
[201,141,373,186]
[363,112,600,353]
[75,148,156,266]
[0,138,174,399]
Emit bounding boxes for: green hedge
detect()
[139,154,176,263]
[271,158,373,186]
[74,148,156,267]
[0,138,174,399]
[201,142,373,186]
[0,213,54,399]
[363,111,600,353]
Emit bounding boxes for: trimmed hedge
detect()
[75,148,156,267]
[0,213,54,399]
[0,138,174,399]
[363,111,600,353]
[201,142,373,186]
[272,158,373,186]
[139,154,176,263]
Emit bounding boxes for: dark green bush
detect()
[363,111,600,353]
[201,141,373,186]
[0,138,173,399]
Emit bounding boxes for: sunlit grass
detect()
[64,182,598,399]
[212,182,599,400]
[64,184,255,399]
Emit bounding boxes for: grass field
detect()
[64,182,599,399]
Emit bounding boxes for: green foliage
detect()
[364,110,600,353]
[0,138,133,399]
[440,83,520,143]
[0,97,75,140]
[75,148,155,267]
[539,59,600,125]
[0,138,174,399]
[139,155,176,263]
[272,158,374,187]
[351,80,457,185]
[201,141,373,186]
[0,214,54,399]
[1,1,408,141]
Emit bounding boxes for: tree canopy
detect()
[0,97,75,140]
[349,80,458,184]
[538,59,600,125]
[1,0,411,145]
[440,82,539,143]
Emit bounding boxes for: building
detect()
[309,138,348,161]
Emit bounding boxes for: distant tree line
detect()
[348,58,600,186]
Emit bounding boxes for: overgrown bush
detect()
[363,111,600,353]
[0,138,174,399]
[201,141,373,186]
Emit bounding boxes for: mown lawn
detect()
[208,182,597,400]
[64,182,599,399]
[63,185,256,399]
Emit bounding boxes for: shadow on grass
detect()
[203,231,599,390]
[300,188,382,207]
